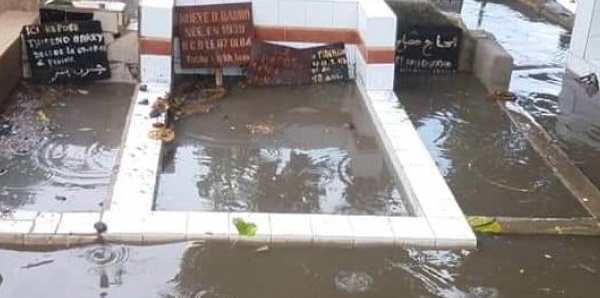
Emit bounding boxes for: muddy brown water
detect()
[0,83,133,211]
[1,235,600,297]
[3,1,600,297]
[396,74,587,217]
[465,0,600,195]
[155,83,411,216]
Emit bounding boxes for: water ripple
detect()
[83,245,131,269]
[334,271,374,294]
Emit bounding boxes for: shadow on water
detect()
[0,83,133,211]
[156,83,410,216]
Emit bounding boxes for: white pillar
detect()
[568,0,600,75]
[139,0,175,88]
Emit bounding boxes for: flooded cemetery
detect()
[1,0,600,297]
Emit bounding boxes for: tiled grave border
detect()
[0,83,475,249]
[0,0,475,249]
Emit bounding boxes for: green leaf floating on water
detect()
[467,216,502,234]
[233,218,258,237]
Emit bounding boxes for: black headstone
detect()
[309,42,349,84]
[396,26,462,73]
[22,21,111,83]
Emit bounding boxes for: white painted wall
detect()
[568,0,600,75]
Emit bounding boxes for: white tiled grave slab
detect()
[0,0,476,250]
[0,85,475,249]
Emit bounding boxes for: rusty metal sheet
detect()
[176,3,253,68]
[245,41,311,86]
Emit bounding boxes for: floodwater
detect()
[3,1,600,297]
[156,83,411,216]
[465,0,600,192]
[396,74,587,217]
[0,83,133,211]
[1,235,600,297]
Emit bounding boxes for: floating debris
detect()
[255,245,270,253]
[467,216,502,234]
[21,259,54,269]
[343,122,355,130]
[199,87,227,101]
[0,120,13,136]
[491,90,517,101]
[233,218,257,236]
[0,169,6,176]
[149,109,162,118]
[148,127,176,143]
[36,111,50,125]
[246,123,274,136]
[577,73,599,96]
[76,89,89,95]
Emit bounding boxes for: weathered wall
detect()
[386,0,454,28]
[0,11,38,108]
[472,36,513,93]
[0,0,39,13]
[0,38,22,107]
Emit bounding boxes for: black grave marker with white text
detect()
[22,21,110,83]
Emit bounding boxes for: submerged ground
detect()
[0,83,133,211]
[2,0,600,297]
[156,83,410,216]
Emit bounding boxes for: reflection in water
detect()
[1,236,600,297]
[397,74,586,217]
[156,84,410,216]
[554,73,600,188]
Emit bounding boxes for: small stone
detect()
[223,115,229,120]
[149,109,161,118]
[343,122,355,130]
[230,126,235,131]
[98,202,104,207]
[138,98,149,105]
[519,269,525,274]
[140,84,148,92]
[544,254,553,259]
[0,169,6,176]
[94,221,108,234]
[55,195,67,201]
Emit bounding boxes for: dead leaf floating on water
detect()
[148,128,175,143]
[246,123,274,136]
[491,90,516,101]
[200,87,227,100]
